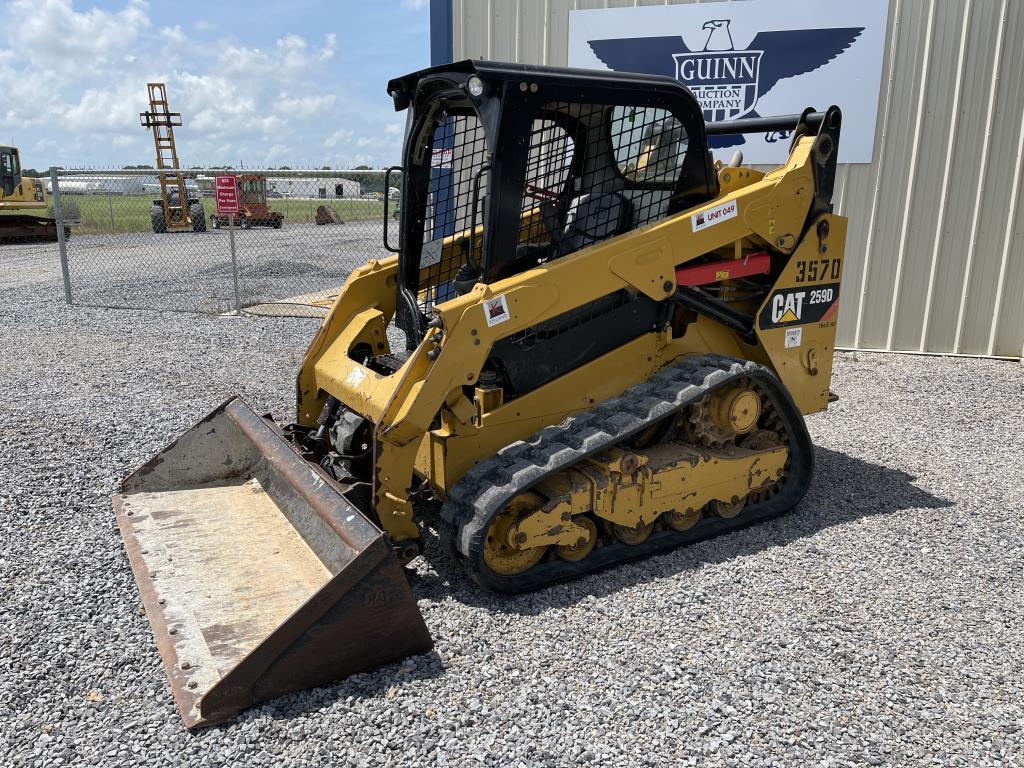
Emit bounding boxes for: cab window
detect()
[609,106,688,186]
[0,149,18,196]
[240,179,265,204]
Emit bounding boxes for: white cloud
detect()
[5,0,149,76]
[275,94,337,119]
[175,72,258,136]
[65,83,141,131]
[0,0,150,133]
[0,65,59,126]
[401,0,429,9]
[215,32,335,79]
[0,3,400,168]
[254,115,289,139]
[216,44,273,77]
[276,33,336,71]
[160,25,186,44]
[263,143,290,164]
[352,131,404,159]
[324,128,354,148]
[319,33,337,62]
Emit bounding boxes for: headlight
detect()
[466,76,485,98]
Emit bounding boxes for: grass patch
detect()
[1,195,388,235]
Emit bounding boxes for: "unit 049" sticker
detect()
[758,283,840,330]
[691,199,738,232]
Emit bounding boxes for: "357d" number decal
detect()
[795,258,842,283]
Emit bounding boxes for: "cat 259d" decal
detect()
[759,283,840,330]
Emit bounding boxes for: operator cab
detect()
[239,176,267,206]
[0,146,20,197]
[385,60,718,352]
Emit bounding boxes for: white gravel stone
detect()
[1,241,1022,767]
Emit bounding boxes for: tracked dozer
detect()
[115,61,848,727]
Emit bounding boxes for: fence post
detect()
[50,167,72,305]
[228,213,242,316]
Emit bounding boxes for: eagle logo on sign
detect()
[588,19,863,147]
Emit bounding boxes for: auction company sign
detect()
[568,0,888,165]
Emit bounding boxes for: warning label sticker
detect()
[484,294,511,327]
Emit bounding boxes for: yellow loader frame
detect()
[297,134,845,546]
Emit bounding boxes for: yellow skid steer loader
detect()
[115,61,847,727]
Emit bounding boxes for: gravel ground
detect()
[2,244,1022,767]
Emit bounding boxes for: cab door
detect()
[0,147,20,197]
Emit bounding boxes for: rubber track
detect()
[438,354,815,593]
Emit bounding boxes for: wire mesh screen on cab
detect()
[418,115,490,313]
[414,102,689,314]
[520,119,575,246]
[517,103,689,262]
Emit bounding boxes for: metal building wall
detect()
[449,0,1024,359]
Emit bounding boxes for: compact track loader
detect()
[115,61,847,727]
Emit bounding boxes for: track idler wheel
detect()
[663,507,702,531]
[713,497,747,519]
[482,493,547,576]
[555,516,597,562]
[612,520,655,545]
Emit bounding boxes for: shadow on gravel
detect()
[410,446,953,614]
[202,649,447,730]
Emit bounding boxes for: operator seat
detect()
[559,192,632,255]
[506,190,632,279]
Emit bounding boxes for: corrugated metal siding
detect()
[450,0,1024,359]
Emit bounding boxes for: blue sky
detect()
[0,0,431,169]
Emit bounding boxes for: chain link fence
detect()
[50,167,401,316]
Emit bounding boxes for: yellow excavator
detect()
[0,145,64,243]
[114,61,847,727]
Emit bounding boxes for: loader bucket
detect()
[113,397,432,728]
